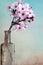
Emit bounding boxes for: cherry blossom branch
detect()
[8,0,35,31]
[8,15,34,31]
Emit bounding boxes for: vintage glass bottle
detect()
[1,30,15,65]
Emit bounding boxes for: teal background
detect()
[0,0,43,60]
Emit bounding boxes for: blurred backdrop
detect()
[0,0,43,64]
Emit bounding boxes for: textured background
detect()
[0,0,43,65]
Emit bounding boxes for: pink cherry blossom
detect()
[8,1,35,20]
[8,5,12,11]
[15,25,28,30]
[17,4,27,19]
[8,0,35,30]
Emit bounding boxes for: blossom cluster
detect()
[8,0,35,30]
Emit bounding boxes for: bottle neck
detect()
[4,30,11,44]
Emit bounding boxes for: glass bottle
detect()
[1,30,15,65]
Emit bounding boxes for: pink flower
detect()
[10,0,22,10]
[17,4,26,19]
[11,2,18,9]
[8,1,35,21]
[8,0,35,31]
[8,6,11,9]
[14,22,28,31]
[17,11,26,19]
[8,5,12,11]
[24,25,28,28]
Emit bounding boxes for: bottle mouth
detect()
[4,30,11,44]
